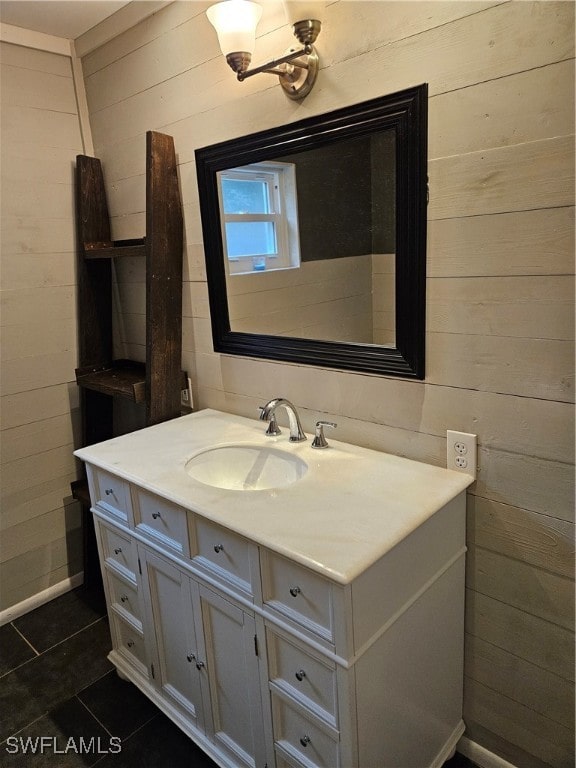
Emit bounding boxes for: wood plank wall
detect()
[80,2,574,765]
[0,43,84,610]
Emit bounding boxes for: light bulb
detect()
[282,0,325,24]
[207,0,262,56]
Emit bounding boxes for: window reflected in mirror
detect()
[223,131,396,346]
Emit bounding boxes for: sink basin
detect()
[185,444,308,491]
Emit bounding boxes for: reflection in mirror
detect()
[196,84,427,379]
[222,131,396,346]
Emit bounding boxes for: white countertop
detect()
[74,409,472,584]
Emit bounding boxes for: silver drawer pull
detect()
[195,660,205,670]
[127,640,135,648]
[295,669,306,681]
[151,512,161,519]
[289,586,301,597]
[113,548,122,555]
[187,653,196,663]
[213,544,224,553]
[120,594,128,603]
[300,735,311,747]
[105,489,114,496]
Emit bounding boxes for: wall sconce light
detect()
[207,0,324,100]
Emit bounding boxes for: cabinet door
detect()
[197,585,269,768]
[141,549,206,730]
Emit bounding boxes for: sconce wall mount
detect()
[207,1,323,100]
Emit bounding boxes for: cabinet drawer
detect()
[98,521,138,581]
[112,616,148,677]
[107,571,141,626]
[90,467,133,525]
[262,553,334,643]
[267,630,337,728]
[272,694,339,768]
[133,489,189,556]
[189,516,260,600]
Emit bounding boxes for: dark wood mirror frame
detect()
[195,83,428,379]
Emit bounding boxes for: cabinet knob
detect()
[114,548,122,555]
[289,586,301,597]
[300,735,311,747]
[127,640,134,648]
[152,512,161,519]
[105,489,114,496]
[295,669,306,681]
[213,544,224,553]
[195,660,205,670]
[120,594,128,603]
[186,653,196,663]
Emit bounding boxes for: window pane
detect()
[222,178,270,214]
[225,222,276,258]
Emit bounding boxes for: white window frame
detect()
[217,161,300,276]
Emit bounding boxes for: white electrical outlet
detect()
[181,376,194,411]
[447,430,477,479]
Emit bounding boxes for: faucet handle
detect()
[258,406,282,436]
[311,420,337,449]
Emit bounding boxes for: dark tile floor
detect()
[0,585,478,767]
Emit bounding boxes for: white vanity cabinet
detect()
[79,410,472,768]
[140,547,269,768]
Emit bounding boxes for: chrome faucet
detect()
[258,398,307,442]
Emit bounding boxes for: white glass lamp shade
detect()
[207,0,262,56]
[282,0,325,24]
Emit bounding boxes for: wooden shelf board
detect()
[75,360,146,402]
[71,479,91,507]
[84,239,145,259]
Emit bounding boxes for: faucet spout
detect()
[259,398,307,442]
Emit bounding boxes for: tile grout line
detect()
[76,695,114,739]
[11,621,41,656]
[0,711,50,747]
[90,713,161,766]
[32,615,109,656]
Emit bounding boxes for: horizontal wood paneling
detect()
[0,350,77,397]
[466,546,574,630]
[80,2,575,764]
[0,529,83,608]
[465,590,575,682]
[464,679,575,768]
[0,385,79,430]
[1,413,79,463]
[0,105,82,148]
[0,318,77,361]
[0,41,72,76]
[0,219,75,255]
[429,136,575,221]
[0,286,76,326]
[0,41,82,611]
[0,63,77,112]
[429,58,575,158]
[427,276,574,340]
[426,333,573,402]
[467,496,574,577]
[0,472,78,531]
[427,207,574,278]
[474,449,574,523]
[0,252,76,290]
[1,444,77,497]
[0,503,81,562]
[465,634,574,728]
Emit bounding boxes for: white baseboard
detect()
[0,572,84,627]
[458,735,518,768]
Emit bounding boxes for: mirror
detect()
[195,84,428,379]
